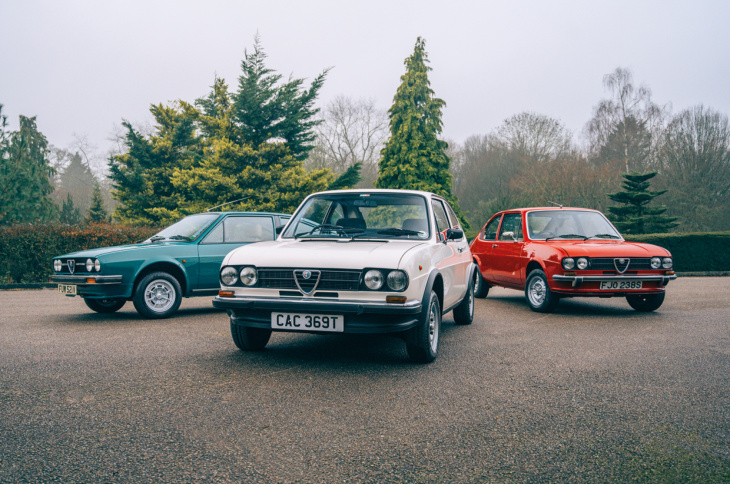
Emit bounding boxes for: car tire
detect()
[525,269,559,313]
[453,274,474,325]
[626,292,665,312]
[84,298,126,314]
[132,272,182,319]
[406,290,441,363]
[474,270,489,298]
[231,323,272,351]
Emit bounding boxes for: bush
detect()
[626,232,730,273]
[0,223,159,284]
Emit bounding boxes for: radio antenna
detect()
[206,197,252,212]
[548,200,563,208]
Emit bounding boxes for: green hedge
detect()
[0,224,158,284]
[627,232,730,273]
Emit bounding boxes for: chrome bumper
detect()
[552,274,677,288]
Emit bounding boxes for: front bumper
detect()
[213,295,423,334]
[552,273,677,288]
[51,274,128,299]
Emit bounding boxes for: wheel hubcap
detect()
[529,278,546,306]
[144,280,175,313]
[428,301,439,352]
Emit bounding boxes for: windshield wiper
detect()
[587,233,620,239]
[295,224,347,239]
[350,228,423,240]
[168,235,193,241]
[148,235,165,242]
[545,234,588,241]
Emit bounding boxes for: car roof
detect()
[497,207,600,214]
[307,188,440,198]
[200,211,289,216]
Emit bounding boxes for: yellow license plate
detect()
[58,284,77,295]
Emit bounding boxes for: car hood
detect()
[55,241,187,259]
[224,239,427,269]
[547,240,671,257]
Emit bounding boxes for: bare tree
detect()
[497,112,575,163]
[584,67,669,172]
[305,96,388,188]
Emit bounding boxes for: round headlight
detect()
[364,270,384,290]
[53,260,62,272]
[576,258,589,270]
[662,258,673,269]
[220,266,239,286]
[240,266,258,286]
[562,258,575,270]
[94,259,101,272]
[86,258,94,272]
[651,257,661,269]
[386,270,408,291]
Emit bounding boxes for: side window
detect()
[444,202,462,229]
[432,200,450,240]
[498,213,523,241]
[202,216,275,244]
[482,216,502,241]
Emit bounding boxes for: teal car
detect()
[51,211,289,319]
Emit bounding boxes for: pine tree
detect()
[0,115,58,224]
[607,171,678,234]
[54,151,97,214]
[328,163,362,191]
[87,182,108,224]
[376,37,466,226]
[59,193,82,225]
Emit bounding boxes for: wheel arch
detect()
[133,262,188,296]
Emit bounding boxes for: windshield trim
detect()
[525,209,623,241]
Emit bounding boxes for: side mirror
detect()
[446,228,464,241]
[502,231,516,241]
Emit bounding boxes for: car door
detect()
[432,198,469,310]
[472,214,502,285]
[491,212,526,286]
[197,215,276,291]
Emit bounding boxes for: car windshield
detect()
[526,210,621,240]
[145,213,220,243]
[282,193,430,240]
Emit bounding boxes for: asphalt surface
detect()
[1,278,729,483]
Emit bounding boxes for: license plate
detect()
[58,284,77,295]
[600,281,642,290]
[271,312,344,332]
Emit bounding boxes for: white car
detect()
[213,189,477,363]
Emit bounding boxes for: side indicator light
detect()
[218,290,235,298]
[386,296,407,304]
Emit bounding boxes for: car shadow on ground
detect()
[480,294,662,318]
[52,305,226,326]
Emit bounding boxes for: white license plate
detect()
[600,281,642,290]
[271,312,344,332]
[58,284,77,295]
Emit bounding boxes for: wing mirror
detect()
[446,228,464,241]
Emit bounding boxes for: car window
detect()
[499,213,523,241]
[432,200,450,240]
[444,202,462,229]
[201,216,275,244]
[481,216,501,241]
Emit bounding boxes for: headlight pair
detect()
[221,266,257,287]
[651,257,673,269]
[363,269,408,292]
[53,259,100,272]
[562,257,588,270]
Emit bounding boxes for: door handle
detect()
[492,244,498,248]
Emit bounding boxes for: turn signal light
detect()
[386,296,407,304]
[86,278,96,284]
[218,290,235,298]
[563,271,576,277]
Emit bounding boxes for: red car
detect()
[470,207,677,312]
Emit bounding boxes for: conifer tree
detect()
[607,171,678,234]
[87,182,108,223]
[59,193,82,225]
[376,37,466,225]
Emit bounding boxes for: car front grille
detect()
[258,268,362,291]
[55,258,93,275]
[590,258,653,271]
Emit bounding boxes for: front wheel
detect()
[406,290,441,363]
[453,274,474,325]
[626,292,665,312]
[231,323,272,351]
[133,272,182,319]
[525,269,560,313]
[84,298,126,314]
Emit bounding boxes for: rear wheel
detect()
[525,269,559,313]
[453,275,474,325]
[626,292,665,312]
[231,323,272,351]
[133,272,182,319]
[406,290,441,363]
[84,298,126,314]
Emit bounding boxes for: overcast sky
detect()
[2,0,729,162]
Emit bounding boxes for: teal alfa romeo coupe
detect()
[51,211,289,319]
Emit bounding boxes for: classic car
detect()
[213,189,477,363]
[51,211,289,318]
[470,207,677,313]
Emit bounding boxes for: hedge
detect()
[0,224,158,284]
[0,225,727,284]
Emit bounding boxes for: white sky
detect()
[2,0,729,160]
